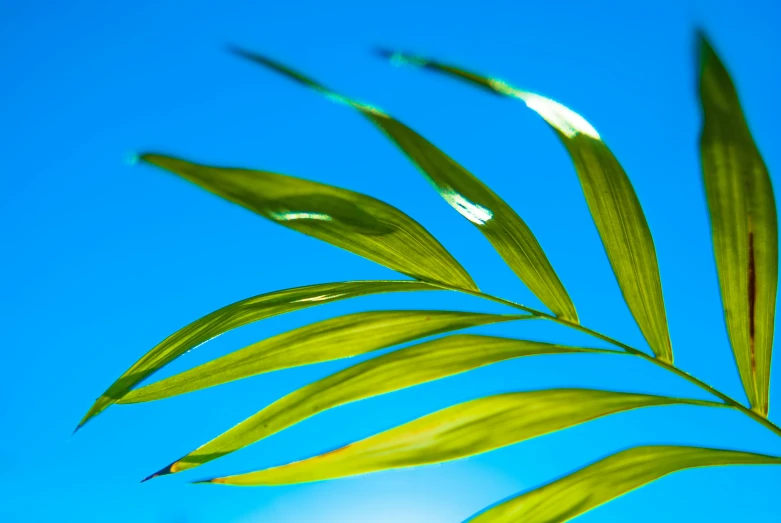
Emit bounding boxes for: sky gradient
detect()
[2,0,781,521]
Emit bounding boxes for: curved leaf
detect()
[141,153,477,291]
[232,48,578,322]
[198,389,719,485]
[698,34,777,416]
[146,335,622,478]
[467,445,781,522]
[121,311,531,403]
[77,280,438,429]
[379,51,674,363]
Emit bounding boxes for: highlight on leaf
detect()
[377,50,674,363]
[467,445,781,522]
[119,311,532,404]
[232,48,579,322]
[698,33,777,417]
[140,153,478,292]
[77,280,440,429]
[145,335,623,478]
[198,390,720,486]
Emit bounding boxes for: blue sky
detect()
[2,0,781,521]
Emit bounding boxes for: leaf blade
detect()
[467,445,781,522]
[148,335,622,477]
[199,390,719,486]
[77,280,438,429]
[141,153,478,291]
[232,49,578,322]
[698,34,777,415]
[121,311,532,403]
[379,52,674,362]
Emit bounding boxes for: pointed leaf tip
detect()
[192,478,222,485]
[141,463,175,483]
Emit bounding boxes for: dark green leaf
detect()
[197,390,720,485]
[141,153,478,291]
[77,280,438,429]
[698,34,777,416]
[468,445,781,522]
[232,48,578,322]
[379,51,674,363]
[146,335,621,478]
[121,311,531,403]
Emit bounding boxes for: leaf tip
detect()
[192,477,223,485]
[124,152,141,166]
[226,44,251,60]
[141,462,176,483]
[373,48,427,68]
[73,408,97,435]
[372,47,395,60]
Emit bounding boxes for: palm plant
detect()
[77,32,781,521]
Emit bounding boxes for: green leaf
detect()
[77,280,438,430]
[232,48,578,322]
[467,445,781,522]
[379,51,674,363]
[197,390,719,485]
[141,153,478,292]
[698,34,777,416]
[120,311,531,404]
[145,335,621,478]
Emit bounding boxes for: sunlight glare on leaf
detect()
[441,188,494,225]
[268,211,334,222]
[487,79,601,139]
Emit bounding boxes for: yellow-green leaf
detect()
[198,390,719,485]
[232,48,578,322]
[468,445,781,522]
[146,335,621,478]
[120,311,531,404]
[77,280,438,430]
[379,51,674,363]
[141,153,477,292]
[698,34,777,416]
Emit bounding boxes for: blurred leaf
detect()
[121,311,531,403]
[199,390,719,485]
[141,153,478,291]
[232,48,578,322]
[698,34,777,416]
[78,280,438,429]
[379,51,674,363]
[467,445,781,522]
[147,335,621,478]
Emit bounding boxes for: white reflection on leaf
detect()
[488,79,601,140]
[441,188,493,225]
[268,211,333,222]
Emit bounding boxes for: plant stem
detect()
[640,354,781,439]
[440,284,781,441]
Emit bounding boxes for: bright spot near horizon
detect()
[231,464,520,523]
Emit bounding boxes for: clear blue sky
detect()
[2,0,780,522]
